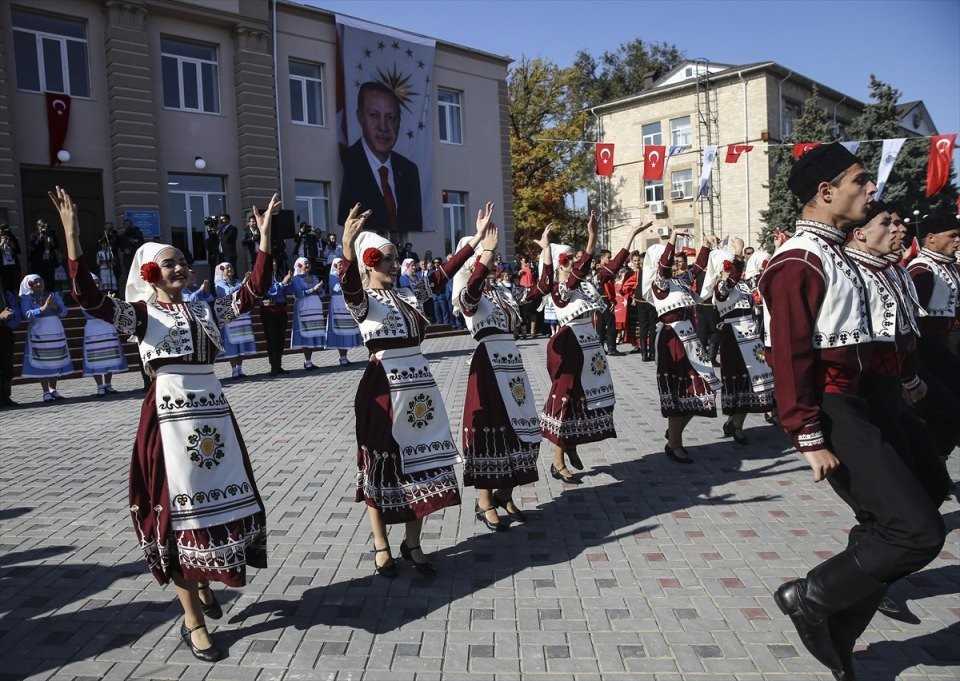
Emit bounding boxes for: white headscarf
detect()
[354,231,393,288]
[294,257,310,275]
[451,235,483,314]
[699,248,735,303]
[744,249,772,280]
[400,258,415,275]
[641,244,666,303]
[19,274,42,297]
[551,243,575,271]
[330,257,343,271]
[213,261,234,284]
[124,242,167,303]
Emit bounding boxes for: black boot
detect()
[828,585,887,681]
[775,550,886,674]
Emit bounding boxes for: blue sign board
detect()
[124,210,161,239]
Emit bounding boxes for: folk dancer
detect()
[81,273,129,395]
[19,273,74,401]
[214,263,256,378]
[326,256,363,366]
[290,257,326,370]
[758,144,944,680]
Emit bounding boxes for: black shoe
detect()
[550,464,581,484]
[630,346,643,354]
[722,421,735,437]
[474,502,508,532]
[180,622,221,662]
[607,349,624,356]
[399,540,436,576]
[832,668,858,681]
[269,369,280,376]
[567,449,584,471]
[198,585,222,620]
[876,596,901,617]
[643,353,653,362]
[664,444,694,464]
[493,491,527,523]
[774,580,843,673]
[733,430,749,446]
[373,546,398,578]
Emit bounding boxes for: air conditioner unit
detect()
[649,201,666,215]
[657,226,671,237]
[670,190,686,200]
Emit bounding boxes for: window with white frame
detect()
[782,101,802,139]
[295,180,331,232]
[161,38,220,113]
[644,180,664,204]
[669,116,691,147]
[12,8,90,97]
[442,190,467,254]
[289,60,324,126]
[670,169,693,200]
[167,174,226,263]
[642,122,662,147]
[438,89,463,144]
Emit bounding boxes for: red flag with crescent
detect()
[925,133,957,198]
[643,144,666,181]
[45,92,71,167]
[724,144,753,163]
[595,143,615,176]
[792,142,820,159]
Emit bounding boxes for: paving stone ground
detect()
[1,333,957,681]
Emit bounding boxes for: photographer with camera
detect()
[241,214,261,272]
[217,214,238,271]
[28,219,62,292]
[0,224,22,293]
[292,221,319,268]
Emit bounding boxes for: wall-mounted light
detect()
[57,149,71,163]
[194,156,206,170]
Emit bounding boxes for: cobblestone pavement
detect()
[1,333,957,681]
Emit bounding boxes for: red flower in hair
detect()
[140,261,161,284]
[558,253,571,267]
[362,248,383,268]
[722,260,733,272]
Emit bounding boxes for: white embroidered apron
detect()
[477,333,541,443]
[566,318,615,411]
[154,365,261,531]
[659,318,721,392]
[375,347,461,474]
[295,295,326,338]
[28,316,70,368]
[83,317,124,371]
[329,294,357,336]
[723,315,774,394]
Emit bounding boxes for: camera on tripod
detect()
[203,216,220,233]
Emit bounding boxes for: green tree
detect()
[569,38,684,110]
[508,57,591,254]
[846,75,958,231]
[759,86,836,250]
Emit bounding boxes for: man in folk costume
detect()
[595,248,622,356]
[758,143,945,681]
[908,207,960,400]
[713,239,775,445]
[539,213,651,483]
[452,214,553,531]
[642,229,720,464]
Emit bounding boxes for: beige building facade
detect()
[0,0,512,278]
[594,60,870,251]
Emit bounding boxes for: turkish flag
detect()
[45,92,71,167]
[792,142,820,159]
[595,143,615,176]
[725,144,753,163]
[925,133,957,198]
[643,144,666,181]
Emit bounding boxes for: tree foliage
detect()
[758,86,836,250]
[845,75,958,233]
[568,39,684,110]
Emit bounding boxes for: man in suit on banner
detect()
[337,81,423,238]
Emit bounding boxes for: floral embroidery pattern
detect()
[173,482,252,507]
[406,393,435,429]
[508,376,526,407]
[186,425,225,468]
[590,351,608,376]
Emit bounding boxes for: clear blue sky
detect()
[308,0,960,167]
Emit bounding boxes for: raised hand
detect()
[705,234,719,249]
[586,211,598,238]
[252,193,281,231]
[634,220,654,236]
[342,204,373,261]
[534,223,553,252]
[48,186,83,260]
[481,224,499,251]
[475,202,495,236]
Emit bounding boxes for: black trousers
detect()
[0,331,13,401]
[596,303,617,351]
[635,301,657,353]
[261,308,288,371]
[820,392,945,584]
[695,304,721,360]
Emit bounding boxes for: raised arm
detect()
[433,201,494,289]
[339,203,373,309]
[584,211,598,256]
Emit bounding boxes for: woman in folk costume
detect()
[81,273,128,395]
[96,236,119,292]
[540,213,652,483]
[19,272,74,401]
[712,240,775,445]
[325,256,362,366]
[214,262,256,378]
[290,256,327,369]
[453,213,553,531]
[53,186,277,663]
[340,202,486,578]
[643,228,721,464]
